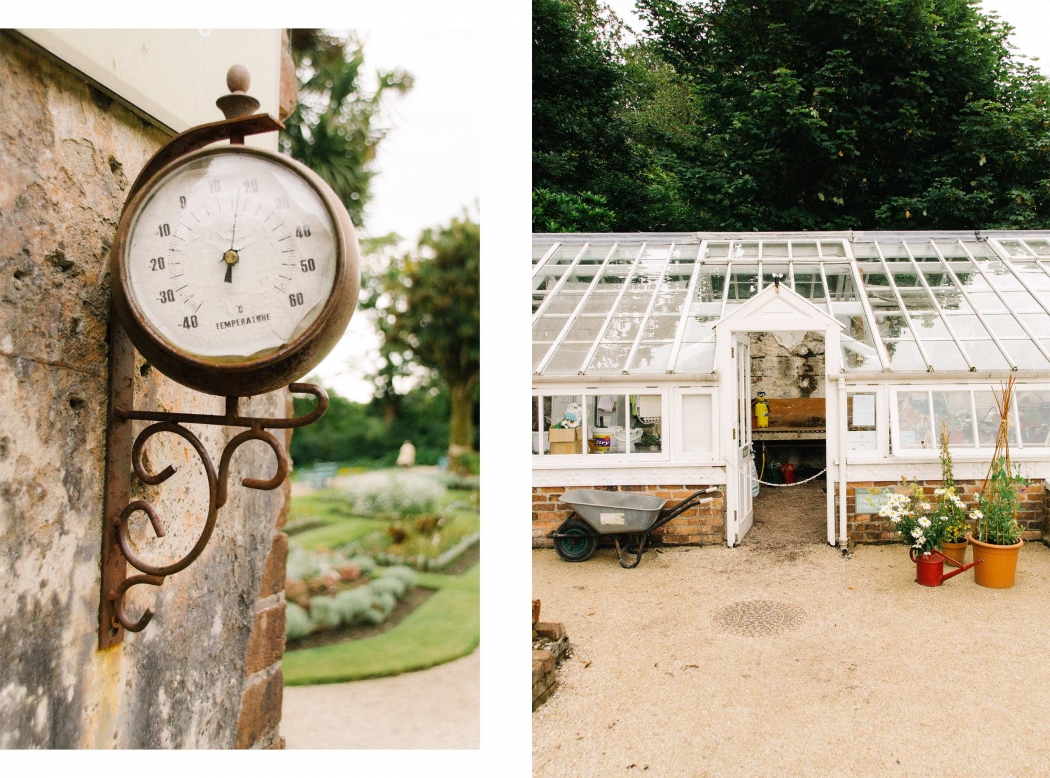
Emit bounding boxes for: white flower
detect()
[918,517,931,528]
[911,528,923,538]
[912,535,926,549]
[920,502,932,512]
[970,510,984,521]
[934,488,945,496]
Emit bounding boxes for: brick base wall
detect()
[847,479,1045,544]
[533,485,725,547]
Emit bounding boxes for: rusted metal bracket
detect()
[98,320,328,649]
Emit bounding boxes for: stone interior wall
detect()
[533,485,725,547]
[846,479,1045,544]
[0,33,288,749]
[749,331,825,399]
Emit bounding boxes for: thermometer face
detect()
[125,152,338,362]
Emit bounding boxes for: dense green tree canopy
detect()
[282,29,412,226]
[533,0,1050,231]
[364,215,480,468]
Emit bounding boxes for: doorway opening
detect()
[741,330,827,551]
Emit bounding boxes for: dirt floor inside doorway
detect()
[743,479,827,556]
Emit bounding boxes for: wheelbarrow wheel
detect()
[554,520,597,562]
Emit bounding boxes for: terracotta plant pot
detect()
[967,533,1023,589]
[940,540,968,566]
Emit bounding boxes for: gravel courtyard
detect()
[533,486,1050,777]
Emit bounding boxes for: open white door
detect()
[729,332,754,545]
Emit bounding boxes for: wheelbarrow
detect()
[547,488,718,569]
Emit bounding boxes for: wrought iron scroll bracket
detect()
[98,320,328,649]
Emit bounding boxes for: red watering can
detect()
[910,548,981,587]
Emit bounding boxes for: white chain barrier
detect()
[750,468,828,488]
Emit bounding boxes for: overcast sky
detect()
[309,25,480,402]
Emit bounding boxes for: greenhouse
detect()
[532,231,1050,549]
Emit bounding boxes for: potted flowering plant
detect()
[936,423,971,565]
[967,378,1026,589]
[968,456,1026,588]
[879,481,949,558]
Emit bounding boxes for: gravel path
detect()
[282,649,479,749]
[533,530,1050,776]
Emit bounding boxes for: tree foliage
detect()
[534,0,1050,231]
[281,29,413,226]
[289,383,452,467]
[363,214,480,465]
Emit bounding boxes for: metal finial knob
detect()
[216,64,260,120]
[226,64,251,94]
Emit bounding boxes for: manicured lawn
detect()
[283,563,480,685]
[291,516,387,551]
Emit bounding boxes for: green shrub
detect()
[346,555,377,575]
[383,566,417,587]
[309,595,342,628]
[371,576,407,598]
[287,547,328,582]
[341,471,446,519]
[334,588,373,623]
[286,602,314,640]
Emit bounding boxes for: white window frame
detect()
[672,386,720,463]
[844,384,887,462]
[532,386,672,467]
[888,382,1038,459]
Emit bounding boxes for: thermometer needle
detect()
[224,190,241,283]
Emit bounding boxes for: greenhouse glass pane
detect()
[564,316,608,342]
[792,242,819,257]
[587,343,633,374]
[842,342,879,371]
[942,314,985,338]
[1020,314,1050,336]
[1007,261,1050,291]
[630,344,673,374]
[975,390,1018,446]
[544,395,584,455]
[696,265,727,302]
[544,343,590,375]
[705,242,730,258]
[585,394,626,452]
[851,242,880,259]
[582,292,619,315]
[963,292,1007,314]
[533,315,569,340]
[826,269,858,302]
[1017,389,1050,445]
[998,240,1030,258]
[763,242,789,257]
[978,260,1023,290]
[963,340,1010,370]
[981,314,1025,339]
[617,287,656,315]
[820,241,846,257]
[932,391,975,446]
[762,264,789,288]
[533,243,556,265]
[884,341,928,371]
[602,317,641,342]
[681,316,718,343]
[727,267,759,300]
[793,271,826,301]
[675,342,716,373]
[732,242,760,258]
[532,344,550,371]
[897,391,934,448]
[925,340,969,371]
[1002,340,1050,370]
[875,312,918,340]
[543,292,584,315]
[641,315,680,340]
[1025,240,1050,257]
[1001,291,1043,311]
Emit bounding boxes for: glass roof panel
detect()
[587,342,633,374]
[630,343,673,373]
[533,232,1050,375]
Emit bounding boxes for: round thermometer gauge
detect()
[112,145,358,396]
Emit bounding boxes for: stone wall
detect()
[533,485,725,548]
[0,33,288,749]
[846,479,1045,544]
[749,331,825,399]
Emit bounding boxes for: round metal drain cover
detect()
[712,600,807,637]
